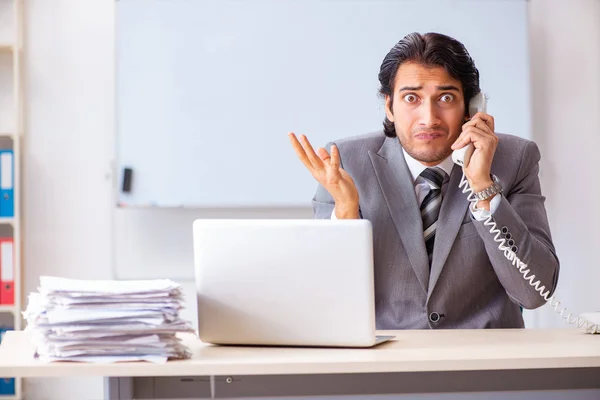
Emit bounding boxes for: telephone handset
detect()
[451,92,486,167]
[451,93,599,334]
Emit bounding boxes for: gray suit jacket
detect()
[313,131,560,329]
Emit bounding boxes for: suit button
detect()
[429,312,440,323]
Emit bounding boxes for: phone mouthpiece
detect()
[452,144,474,168]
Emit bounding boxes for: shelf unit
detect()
[0,0,23,399]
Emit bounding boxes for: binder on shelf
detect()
[0,377,15,395]
[0,328,15,395]
[0,150,13,218]
[0,238,14,305]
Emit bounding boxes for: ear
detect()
[385,95,395,123]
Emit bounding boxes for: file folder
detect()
[0,150,13,218]
[0,328,15,395]
[0,238,14,305]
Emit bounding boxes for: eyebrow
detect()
[398,85,461,92]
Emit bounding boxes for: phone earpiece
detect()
[468,92,487,117]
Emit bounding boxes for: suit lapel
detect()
[368,137,429,294]
[427,164,470,297]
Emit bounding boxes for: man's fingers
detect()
[457,114,498,151]
[316,147,330,161]
[452,127,492,150]
[288,132,314,170]
[452,128,483,149]
[478,113,495,132]
[329,144,340,171]
[298,134,324,169]
[467,112,495,133]
[463,118,492,135]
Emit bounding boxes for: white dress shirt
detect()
[332,148,500,220]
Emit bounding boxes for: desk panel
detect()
[111,369,600,399]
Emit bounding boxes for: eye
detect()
[403,94,418,103]
[440,94,454,103]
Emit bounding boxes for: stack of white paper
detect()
[22,276,195,364]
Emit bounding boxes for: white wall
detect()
[21,0,600,399]
[23,0,114,398]
[525,0,600,329]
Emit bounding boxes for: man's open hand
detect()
[288,132,359,218]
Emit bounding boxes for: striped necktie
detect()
[420,167,447,266]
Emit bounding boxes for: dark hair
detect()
[378,32,481,138]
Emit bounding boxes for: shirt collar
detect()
[402,147,455,183]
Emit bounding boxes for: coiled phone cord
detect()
[458,173,598,334]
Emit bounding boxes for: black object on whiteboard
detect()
[122,168,133,193]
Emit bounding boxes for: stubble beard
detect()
[397,130,453,165]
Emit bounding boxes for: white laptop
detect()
[192,219,394,348]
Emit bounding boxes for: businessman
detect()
[289,32,559,329]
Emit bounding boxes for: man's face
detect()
[385,61,467,166]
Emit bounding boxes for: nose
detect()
[418,100,441,127]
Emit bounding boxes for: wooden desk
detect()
[1,329,599,399]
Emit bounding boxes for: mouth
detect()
[414,131,445,141]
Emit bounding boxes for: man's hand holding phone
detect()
[451,112,499,209]
[451,112,498,192]
[288,132,360,219]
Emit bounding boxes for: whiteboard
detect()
[115,0,530,207]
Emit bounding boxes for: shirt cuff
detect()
[470,194,502,221]
[331,208,338,220]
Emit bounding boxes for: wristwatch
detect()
[474,174,503,201]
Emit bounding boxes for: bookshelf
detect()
[0,0,23,399]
